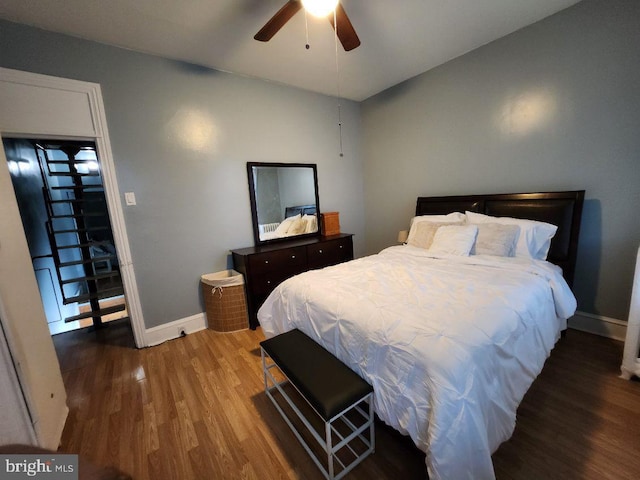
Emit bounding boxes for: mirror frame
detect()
[247,162,322,246]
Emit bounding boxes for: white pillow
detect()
[407,212,466,246]
[428,224,478,256]
[273,214,301,236]
[465,211,557,260]
[302,214,318,233]
[473,223,520,257]
[287,217,308,235]
[407,221,464,249]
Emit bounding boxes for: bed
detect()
[258,191,584,480]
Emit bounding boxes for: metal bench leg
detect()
[370,397,375,453]
[326,421,334,480]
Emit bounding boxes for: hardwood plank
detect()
[492,329,640,480]
[53,320,640,479]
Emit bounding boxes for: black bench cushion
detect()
[260,329,373,421]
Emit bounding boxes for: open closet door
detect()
[0,146,67,449]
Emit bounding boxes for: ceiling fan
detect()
[254,0,361,51]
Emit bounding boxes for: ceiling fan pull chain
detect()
[334,8,344,157]
[338,103,344,157]
[304,9,310,49]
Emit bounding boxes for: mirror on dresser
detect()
[247,162,321,246]
[237,162,353,328]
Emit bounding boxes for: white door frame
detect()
[0,67,147,348]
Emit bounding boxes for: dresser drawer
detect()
[248,246,307,276]
[251,271,297,295]
[307,236,353,270]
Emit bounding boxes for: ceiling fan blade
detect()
[329,3,361,51]
[254,1,303,42]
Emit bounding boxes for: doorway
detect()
[4,138,128,335]
[1,66,146,349]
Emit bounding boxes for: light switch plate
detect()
[124,192,136,206]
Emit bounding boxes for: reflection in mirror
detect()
[247,162,321,245]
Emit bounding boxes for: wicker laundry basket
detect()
[201,270,248,332]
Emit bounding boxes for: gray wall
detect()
[278,167,317,214]
[0,20,364,329]
[361,0,640,320]
[255,167,281,224]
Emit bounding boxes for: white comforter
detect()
[258,245,577,480]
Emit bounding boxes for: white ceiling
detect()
[0,0,580,101]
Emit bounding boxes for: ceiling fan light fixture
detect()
[301,0,339,18]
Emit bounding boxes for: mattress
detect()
[258,245,577,479]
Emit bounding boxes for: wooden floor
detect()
[54,322,640,479]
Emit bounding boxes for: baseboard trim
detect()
[568,311,627,341]
[145,312,207,347]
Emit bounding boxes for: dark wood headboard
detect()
[285,204,317,218]
[415,191,585,286]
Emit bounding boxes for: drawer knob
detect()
[267,280,271,285]
[319,249,323,254]
[264,260,269,264]
[339,245,343,249]
[291,255,296,259]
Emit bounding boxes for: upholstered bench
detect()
[260,329,374,480]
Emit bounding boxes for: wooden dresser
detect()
[231,233,354,329]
